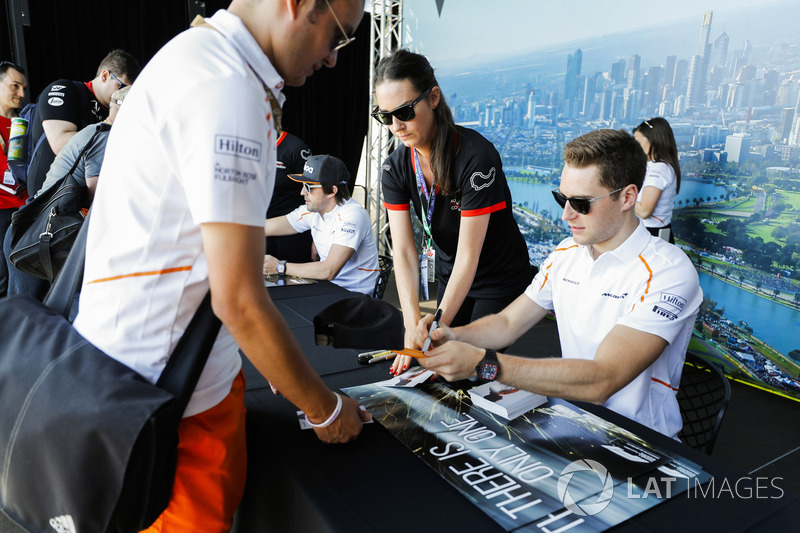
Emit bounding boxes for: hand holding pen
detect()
[422,308,443,352]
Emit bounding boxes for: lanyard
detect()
[411,149,436,248]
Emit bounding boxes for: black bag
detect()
[0,215,222,532]
[8,123,109,283]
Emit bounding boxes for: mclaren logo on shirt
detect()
[652,305,678,321]
[470,167,496,191]
[215,135,262,161]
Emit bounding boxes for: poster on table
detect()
[344,379,710,531]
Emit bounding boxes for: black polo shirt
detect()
[382,127,531,298]
[269,131,312,218]
[28,79,106,196]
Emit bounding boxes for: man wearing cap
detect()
[264,154,379,294]
[72,0,368,530]
[418,129,702,439]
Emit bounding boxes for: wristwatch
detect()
[475,349,499,382]
[276,260,287,276]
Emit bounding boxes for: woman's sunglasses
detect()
[551,187,624,215]
[371,88,432,125]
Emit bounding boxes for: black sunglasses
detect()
[551,187,624,215]
[371,88,432,125]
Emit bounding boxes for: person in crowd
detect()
[418,129,702,439]
[263,154,379,294]
[632,117,681,244]
[0,61,28,297]
[72,0,368,530]
[267,130,314,262]
[37,86,130,200]
[373,49,532,376]
[26,48,140,198]
[3,86,132,300]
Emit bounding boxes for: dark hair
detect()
[564,129,647,193]
[374,49,460,196]
[96,49,141,82]
[633,117,682,193]
[0,61,25,80]
[321,182,351,205]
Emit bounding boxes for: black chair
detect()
[373,255,393,300]
[676,351,731,455]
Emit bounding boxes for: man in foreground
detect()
[263,154,379,294]
[420,129,702,439]
[73,0,367,529]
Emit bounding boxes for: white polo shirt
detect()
[525,222,702,438]
[74,10,284,417]
[287,198,379,294]
[638,161,678,227]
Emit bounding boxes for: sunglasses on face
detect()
[326,0,356,51]
[109,71,127,89]
[302,183,324,194]
[551,187,624,215]
[371,88,432,125]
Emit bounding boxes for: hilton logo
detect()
[215,135,262,161]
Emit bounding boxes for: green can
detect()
[7,117,28,165]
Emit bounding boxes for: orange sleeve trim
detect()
[87,265,192,285]
[294,211,314,222]
[357,268,380,272]
[652,377,679,392]
[631,254,654,312]
[276,131,287,147]
[384,201,410,211]
[461,201,506,217]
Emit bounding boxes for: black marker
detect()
[422,308,443,352]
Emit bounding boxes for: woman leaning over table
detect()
[632,117,681,244]
[373,49,532,376]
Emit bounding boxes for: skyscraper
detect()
[564,49,582,99]
[788,92,800,146]
[712,31,729,68]
[626,54,641,90]
[686,11,713,106]
[610,59,626,85]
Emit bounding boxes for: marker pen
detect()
[422,308,443,352]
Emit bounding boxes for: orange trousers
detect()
[142,371,247,533]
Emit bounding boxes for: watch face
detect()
[479,363,498,381]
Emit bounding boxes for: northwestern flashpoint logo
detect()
[557,459,614,516]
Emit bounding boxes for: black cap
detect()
[289,154,349,190]
[314,295,404,350]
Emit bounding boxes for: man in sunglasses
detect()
[73,0,367,529]
[25,49,140,199]
[263,154,378,294]
[418,129,702,439]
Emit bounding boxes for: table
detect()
[232,282,796,532]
